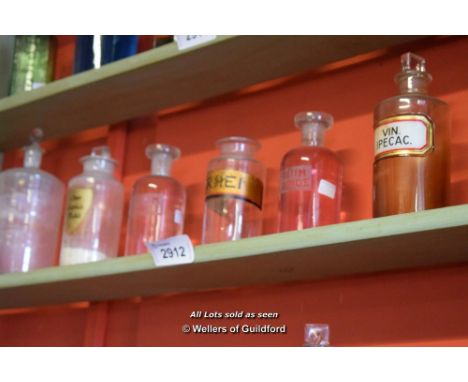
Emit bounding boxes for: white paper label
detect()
[146,234,195,267]
[374,115,433,160]
[318,179,336,199]
[175,35,216,50]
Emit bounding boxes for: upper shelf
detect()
[0,204,467,310]
[0,35,426,151]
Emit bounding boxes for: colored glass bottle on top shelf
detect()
[74,35,101,73]
[125,144,186,256]
[279,112,343,232]
[59,146,124,265]
[373,52,451,217]
[101,35,138,65]
[74,35,139,73]
[9,36,55,95]
[0,129,65,273]
[202,136,265,244]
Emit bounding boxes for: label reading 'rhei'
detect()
[205,169,263,209]
[65,188,93,234]
[374,114,434,160]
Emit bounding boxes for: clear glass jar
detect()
[202,136,265,244]
[279,112,343,232]
[0,129,65,273]
[59,146,124,265]
[373,52,451,217]
[125,144,186,256]
[304,323,330,346]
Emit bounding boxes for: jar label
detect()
[205,169,263,209]
[374,114,434,160]
[175,35,216,50]
[318,179,337,199]
[65,188,93,234]
[146,234,195,267]
[280,165,312,193]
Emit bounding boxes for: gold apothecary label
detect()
[205,169,263,209]
[65,188,93,233]
[374,114,434,161]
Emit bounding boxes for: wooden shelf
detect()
[1,204,467,309]
[0,35,426,151]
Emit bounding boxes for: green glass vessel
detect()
[9,36,55,95]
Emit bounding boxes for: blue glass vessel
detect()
[101,35,138,65]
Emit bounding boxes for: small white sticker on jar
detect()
[318,179,336,199]
[174,209,183,225]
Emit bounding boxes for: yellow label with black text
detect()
[205,169,263,209]
[65,188,93,234]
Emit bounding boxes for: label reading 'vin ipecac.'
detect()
[374,114,434,161]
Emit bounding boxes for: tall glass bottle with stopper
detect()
[60,146,124,265]
[125,144,186,256]
[373,52,451,217]
[202,137,265,244]
[0,129,65,273]
[279,112,343,232]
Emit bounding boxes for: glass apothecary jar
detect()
[0,129,65,273]
[59,146,124,265]
[279,112,343,232]
[202,136,265,244]
[304,323,330,347]
[373,52,451,217]
[125,144,186,256]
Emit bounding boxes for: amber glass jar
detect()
[373,52,451,217]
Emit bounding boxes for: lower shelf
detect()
[1,204,468,309]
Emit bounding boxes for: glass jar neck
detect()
[82,158,116,175]
[146,144,180,177]
[395,52,432,95]
[81,146,117,176]
[300,123,326,147]
[151,153,172,176]
[217,137,260,158]
[294,111,333,148]
[396,73,431,94]
[23,142,43,169]
[23,128,44,169]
